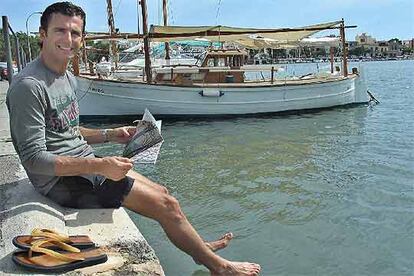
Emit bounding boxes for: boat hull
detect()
[76,76,368,117]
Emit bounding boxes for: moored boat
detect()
[76,48,368,117]
[75,1,369,118]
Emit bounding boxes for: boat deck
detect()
[79,73,356,88]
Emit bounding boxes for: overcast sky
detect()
[1,0,413,41]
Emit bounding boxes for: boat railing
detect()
[153,65,282,74]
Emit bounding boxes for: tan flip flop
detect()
[12,239,107,273]
[13,228,95,250]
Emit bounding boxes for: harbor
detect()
[0,59,413,275]
[0,0,413,274]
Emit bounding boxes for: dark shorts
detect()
[46,176,134,209]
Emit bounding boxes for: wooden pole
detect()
[136,0,140,35]
[106,0,118,69]
[2,16,13,84]
[14,38,22,72]
[82,39,88,67]
[141,0,152,83]
[340,18,348,77]
[271,66,274,84]
[330,46,334,73]
[72,54,80,76]
[163,0,170,60]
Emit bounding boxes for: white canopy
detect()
[149,21,342,49]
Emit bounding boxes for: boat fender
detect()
[199,89,224,97]
[352,67,359,75]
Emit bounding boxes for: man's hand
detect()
[99,156,133,180]
[108,126,136,144]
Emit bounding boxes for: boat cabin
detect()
[154,48,248,85]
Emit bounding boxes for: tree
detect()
[348,46,368,57]
[85,40,110,62]
[0,28,40,62]
[313,48,327,58]
[401,46,413,55]
[388,38,402,44]
[272,49,286,58]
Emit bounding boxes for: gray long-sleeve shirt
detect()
[6,58,94,195]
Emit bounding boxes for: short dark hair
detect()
[40,2,86,34]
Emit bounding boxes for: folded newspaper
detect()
[122,109,164,164]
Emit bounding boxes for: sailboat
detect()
[74,0,369,118]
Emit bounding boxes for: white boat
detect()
[76,71,367,117]
[76,20,370,118]
[95,43,199,79]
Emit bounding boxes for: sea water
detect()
[91,60,413,276]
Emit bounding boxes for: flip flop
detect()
[12,239,107,273]
[13,228,95,250]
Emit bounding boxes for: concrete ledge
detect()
[0,155,164,275]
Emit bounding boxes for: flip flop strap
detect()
[29,239,84,262]
[30,228,71,243]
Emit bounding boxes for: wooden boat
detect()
[76,48,368,117]
[74,0,369,118]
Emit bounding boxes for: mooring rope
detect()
[367,90,380,104]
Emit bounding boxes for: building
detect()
[355,33,376,45]
[403,39,414,49]
[388,39,403,57]
[377,41,389,56]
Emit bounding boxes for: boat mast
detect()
[136,0,141,35]
[141,0,152,83]
[106,0,118,69]
[163,0,170,60]
[340,18,348,77]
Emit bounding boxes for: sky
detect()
[1,0,413,41]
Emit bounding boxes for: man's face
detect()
[40,13,83,63]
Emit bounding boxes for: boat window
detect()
[217,58,226,67]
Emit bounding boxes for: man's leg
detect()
[127,170,234,252]
[122,172,261,275]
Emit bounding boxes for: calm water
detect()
[91,60,414,276]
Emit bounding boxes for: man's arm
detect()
[7,78,56,176]
[54,155,133,181]
[7,79,133,181]
[80,126,136,144]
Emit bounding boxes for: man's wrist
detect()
[90,157,104,175]
[101,129,109,143]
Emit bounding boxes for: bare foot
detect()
[194,232,234,265]
[211,261,261,276]
[205,232,234,252]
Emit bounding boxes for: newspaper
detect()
[122,109,164,164]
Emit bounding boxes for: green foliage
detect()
[0,27,112,64]
[85,40,110,62]
[348,46,369,57]
[388,38,402,44]
[312,48,327,57]
[401,47,413,54]
[0,28,40,61]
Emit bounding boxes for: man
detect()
[6,2,260,275]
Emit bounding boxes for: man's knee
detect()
[160,185,169,194]
[159,195,185,223]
